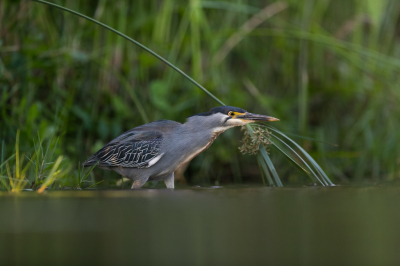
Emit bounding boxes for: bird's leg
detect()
[164,172,175,189]
[131,177,148,189]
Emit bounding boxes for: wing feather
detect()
[83,131,163,168]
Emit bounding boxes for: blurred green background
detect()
[1,0,400,188]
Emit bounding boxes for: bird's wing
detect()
[83,131,163,168]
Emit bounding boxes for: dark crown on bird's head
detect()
[189,106,247,118]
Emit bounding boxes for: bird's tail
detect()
[82,157,100,168]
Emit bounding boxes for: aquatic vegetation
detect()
[23,0,332,187]
[239,126,272,155]
[0,131,100,192]
[2,0,398,186]
[0,131,29,192]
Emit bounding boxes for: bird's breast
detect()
[174,130,224,169]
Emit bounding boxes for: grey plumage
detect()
[83,106,279,189]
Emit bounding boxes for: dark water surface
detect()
[1,186,399,266]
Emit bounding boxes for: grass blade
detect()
[86,180,104,189]
[271,136,324,185]
[1,140,4,176]
[77,161,99,189]
[15,130,20,180]
[246,124,283,186]
[38,156,63,193]
[259,146,283,187]
[201,1,260,15]
[270,140,311,175]
[0,154,15,171]
[256,155,274,186]
[265,125,333,186]
[256,158,267,186]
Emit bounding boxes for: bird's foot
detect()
[131,179,148,189]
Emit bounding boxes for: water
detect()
[1,186,399,265]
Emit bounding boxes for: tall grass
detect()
[1,0,400,186]
[30,0,333,187]
[0,131,99,192]
[0,131,30,192]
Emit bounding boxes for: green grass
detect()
[1,0,400,189]
[0,131,99,192]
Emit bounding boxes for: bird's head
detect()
[188,106,279,131]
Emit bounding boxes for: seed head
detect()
[239,126,272,155]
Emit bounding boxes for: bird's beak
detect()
[236,112,279,122]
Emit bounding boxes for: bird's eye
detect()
[228,111,234,117]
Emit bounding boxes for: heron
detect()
[83,106,279,189]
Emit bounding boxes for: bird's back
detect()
[108,120,180,143]
[83,120,181,168]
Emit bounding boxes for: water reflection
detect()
[0,186,399,265]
